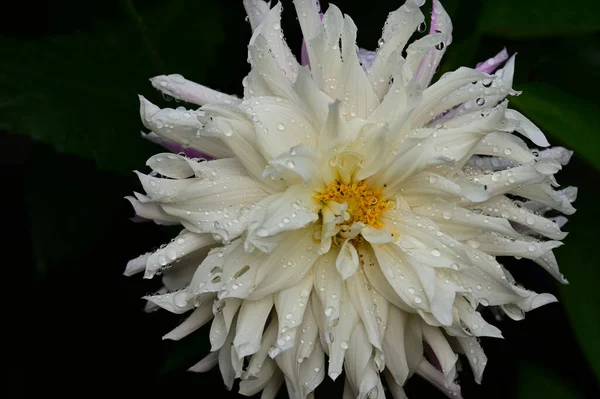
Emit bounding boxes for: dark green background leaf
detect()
[5,0,600,397]
[0,0,224,175]
[518,363,583,399]
[510,84,600,171]
[478,0,600,38]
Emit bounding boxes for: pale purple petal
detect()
[130,215,151,223]
[141,131,212,160]
[357,48,377,70]
[413,0,453,88]
[301,39,310,66]
[300,3,323,67]
[475,48,509,74]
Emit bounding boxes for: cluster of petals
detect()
[125,1,576,398]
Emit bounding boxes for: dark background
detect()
[3,0,599,397]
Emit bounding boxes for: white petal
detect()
[336,239,360,280]
[295,302,320,363]
[259,371,284,399]
[455,337,488,384]
[275,330,325,399]
[472,131,535,165]
[368,1,425,98]
[303,5,344,92]
[511,183,576,216]
[421,322,458,381]
[188,351,219,373]
[247,319,278,377]
[243,0,271,31]
[146,153,195,179]
[125,195,179,225]
[344,322,381,399]
[249,96,318,160]
[124,253,149,276]
[416,359,463,399]
[504,109,550,147]
[418,68,488,121]
[245,187,319,251]
[143,289,193,314]
[412,0,453,89]
[404,314,425,377]
[360,244,415,312]
[263,144,323,185]
[248,3,299,80]
[274,273,313,353]
[454,297,503,338]
[248,227,321,299]
[384,369,409,399]
[234,295,274,357]
[190,241,239,296]
[163,303,214,340]
[383,306,410,385]
[346,269,389,353]
[413,203,520,241]
[474,196,567,240]
[144,231,216,278]
[246,34,297,101]
[294,66,332,128]
[312,277,359,380]
[292,0,321,40]
[475,159,561,197]
[150,74,240,106]
[218,325,236,390]
[371,242,431,311]
[340,16,380,119]
[239,358,278,396]
[343,377,356,399]
[313,250,345,329]
[139,96,234,158]
[361,226,394,244]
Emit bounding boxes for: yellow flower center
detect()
[314,180,392,229]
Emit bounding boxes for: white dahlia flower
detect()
[125,0,577,397]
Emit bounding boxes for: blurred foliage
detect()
[518,363,581,399]
[478,0,600,38]
[0,0,224,174]
[4,0,600,398]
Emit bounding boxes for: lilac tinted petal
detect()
[130,215,150,223]
[301,40,310,66]
[300,8,323,67]
[243,0,271,32]
[357,48,377,71]
[475,48,509,74]
[413,0,452,88]
[141,131,212,160]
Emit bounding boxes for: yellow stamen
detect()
[314,180,392,229]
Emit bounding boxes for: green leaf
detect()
[0,0,225,175]
[554,175,600,381]
[478,0,600,38]
[510,83,600,171]
[517,363,583,399]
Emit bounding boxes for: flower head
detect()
[126,1,576,397]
